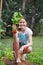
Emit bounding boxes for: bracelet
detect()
[12,30,17,34]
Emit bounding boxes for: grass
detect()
[26,36,43,65]
[33,36,43,52]
[0,36,43,51]
[0,36,43,65]
[0,38,13,50]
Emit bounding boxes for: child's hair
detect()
[20,18,27,26]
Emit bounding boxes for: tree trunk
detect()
[31,6,36,29]
[0,0,2,19]
[31,0,36,29]
[5,0,10,11]
[0,0,3,39]
[21,0,26,16]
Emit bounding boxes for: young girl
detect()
[12,18,33,63]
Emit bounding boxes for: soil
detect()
[3,57,39,65]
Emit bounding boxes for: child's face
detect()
[19,19,27,29]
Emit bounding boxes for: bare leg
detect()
[12,24,21,62]
[18,46,32,60]
[13,34,22,62]
[23,46,32,54]
[13,34,19,57]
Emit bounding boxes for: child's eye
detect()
[20,22,24,23]
[23,22,24,23]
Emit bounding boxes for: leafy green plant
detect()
[11,12,23,24]
[0,48,14,65]
[0,50,5,65]
[0,19,6,39]
[0,50,5,59]
[26,51,43,65]
[5,48,14,60]
[11,12,23,33]
[0,61,5,65]
[0,19,3,25]
[0,50,3,59]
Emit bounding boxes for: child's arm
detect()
[23,28,33,48]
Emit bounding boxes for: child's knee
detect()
[28,47,32,53]
[18,47,23,54]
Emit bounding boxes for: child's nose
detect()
[21,23,23,25]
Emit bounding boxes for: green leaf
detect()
[5,48,14,60]
[11,12,23,24]
[0,61,5,65]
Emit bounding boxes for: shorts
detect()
[19,42,26,47]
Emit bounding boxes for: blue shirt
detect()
[18,27,33,46]
[18,33,29,45]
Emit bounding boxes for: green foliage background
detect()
[2,0,43,36]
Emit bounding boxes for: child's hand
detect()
[12,30,17,34]
[12,24,16,30]
[12,24,17,34]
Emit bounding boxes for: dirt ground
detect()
[3,57,39,65]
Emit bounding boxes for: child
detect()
[12,18,33,63]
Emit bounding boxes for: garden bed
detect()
[3,57,39,65]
